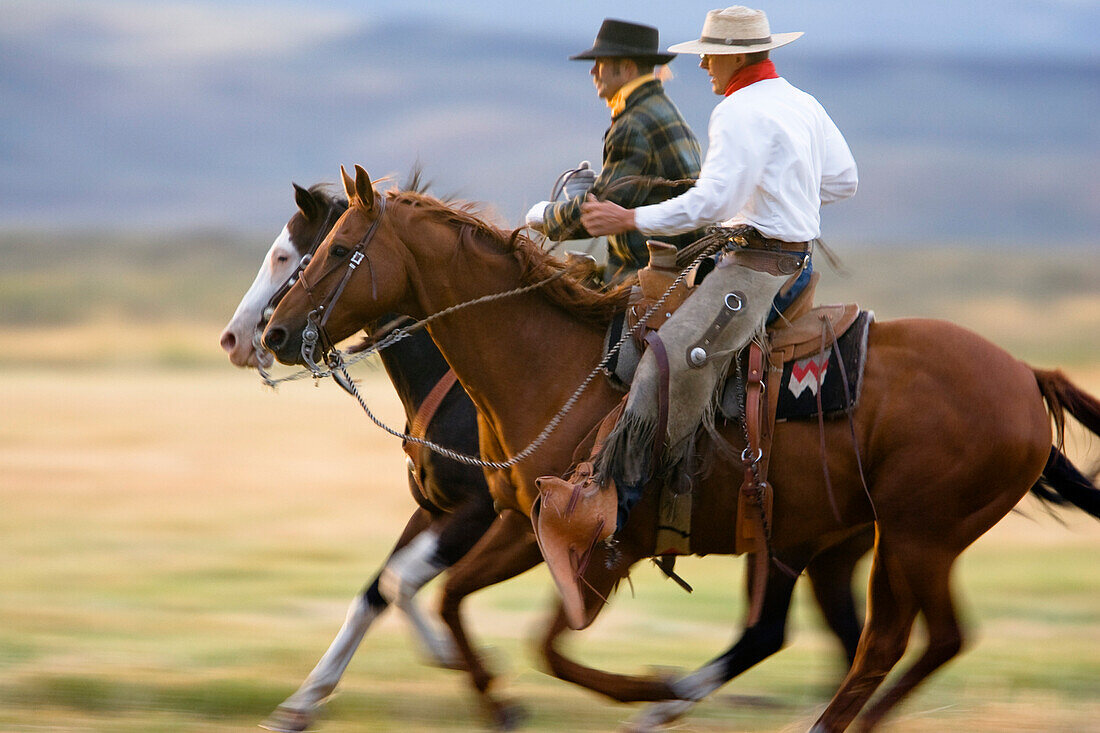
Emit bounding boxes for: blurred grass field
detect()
[1,233,1098,731]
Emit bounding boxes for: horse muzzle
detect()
[260,322,302,365]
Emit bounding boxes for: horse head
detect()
[263,165,419,367]
[220,182,347,368]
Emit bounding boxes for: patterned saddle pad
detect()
[719,309,874,422]
[602,307,873,422]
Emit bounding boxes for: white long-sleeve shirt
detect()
[633,77,857,242]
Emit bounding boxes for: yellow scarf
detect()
[607,73,657,118]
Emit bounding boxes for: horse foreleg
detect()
[437,509,543,730]
[382,495,498,669]
[810,538,919,733]
[626,558,806,731]
[805,528,872,668]
[539,545,682,702]
[262,508,434,733]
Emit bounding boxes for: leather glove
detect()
[526,201,550,230]
[563,160,596,199]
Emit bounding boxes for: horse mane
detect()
[386,184,633,327]
[307,182,348,211]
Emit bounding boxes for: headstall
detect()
[251,203,345,381]
[296,196,388,374]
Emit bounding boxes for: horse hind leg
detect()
[810,538,920,733]
[626,557,807,731]
[806,528,872,669]
[855,550,963,731]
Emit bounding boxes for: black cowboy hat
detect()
[570,19,676,65]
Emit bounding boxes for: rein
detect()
[257,187,752,470]
[262,224,731,470]
[326,237,724,471]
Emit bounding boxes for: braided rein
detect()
[257,228,730,470]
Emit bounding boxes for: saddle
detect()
[603,242,868,561]
[537,239,869,628]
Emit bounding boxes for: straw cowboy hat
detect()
[570,18,677,65]
[668,6,803,55]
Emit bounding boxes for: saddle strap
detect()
[737,342,776,627]
[403,370,460,486]
[647,331,696,559]
[410,370,459,440]
[814,315,877,523]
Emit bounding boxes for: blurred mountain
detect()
[2,12,1097,245]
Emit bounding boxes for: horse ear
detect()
[353,164,376,211]
[340,165,357,204]
[292,182,319,221]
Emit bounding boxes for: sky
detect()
[1,0,1098,243]
[8,0,1098,59]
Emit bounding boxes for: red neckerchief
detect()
[724,59,778,96]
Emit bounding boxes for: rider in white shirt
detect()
[571,6,857,541]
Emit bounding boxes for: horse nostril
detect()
[219,330,237,353]
[264,326,287,352]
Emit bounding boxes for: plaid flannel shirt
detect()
[542,80,704,283]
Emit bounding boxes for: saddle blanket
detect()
[603,308,873,422]
[722,309,873,422]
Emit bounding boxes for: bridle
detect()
[295,196,388,373]
[251,201,346,380]
[257,224,730,470]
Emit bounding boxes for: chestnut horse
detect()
[221,182,874,730]
[262,167,1100,731]
[221,183,501,729]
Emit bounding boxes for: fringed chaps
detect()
[595,257,789,514]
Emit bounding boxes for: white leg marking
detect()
[279,592,381,712]
[378,531,458,667]
[627,659,727,729]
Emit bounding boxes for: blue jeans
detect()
[767,258,813,325]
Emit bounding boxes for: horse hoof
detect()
[259,706,314,732]
[491,700,529,731]
[623,699,696,731]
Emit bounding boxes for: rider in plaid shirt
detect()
[527,19,704,284]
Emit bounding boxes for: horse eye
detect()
[275,255,289,264]
[332,245,349,258]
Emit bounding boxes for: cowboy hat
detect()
[668,6,802,55]
[570,18,677,65]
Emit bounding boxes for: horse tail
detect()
[1029,368,1100,519]
[1029,447,1100,520]
[1033,368,1100,447]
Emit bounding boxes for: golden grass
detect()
[0,354,1098,731]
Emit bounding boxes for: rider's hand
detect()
[580,195,635,236]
